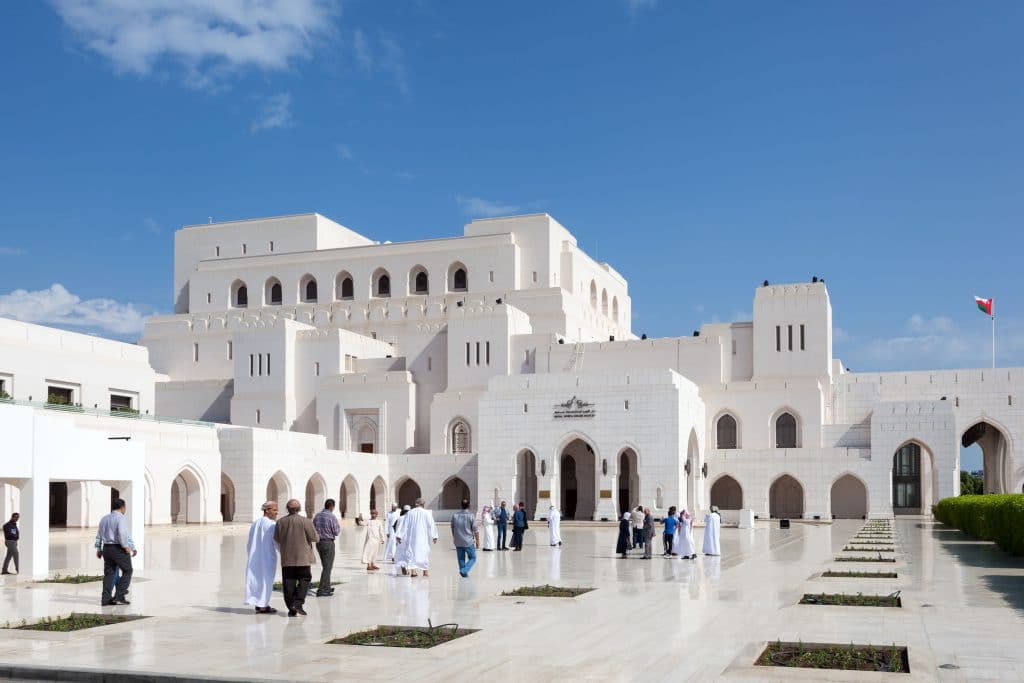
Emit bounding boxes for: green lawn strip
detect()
[843,546,895,552]
[756,641,908,673]
[34,574,103,584]
[834,556,896,563]
[821,570,898,578]
[800,592,901,607]
[500,585,594,598]
[330,624,475,648]
[6,614,144,632]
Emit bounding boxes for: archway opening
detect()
[266,471,291,515]
[397,478,421,508]
[617,448,639,516]
[340,475,359,518]
[710,475,742,510]
[370,476,386,512]
[441,477,470,510]
[171,468,203,524]
[559,438,596,520]
[515,450,538,519]
[830,474,867,519]
[305,474,328,517]
[49,482,68,527]
[961,421,1011,494]
[220,473,236,522]
[893,443,924,514]
[769,474,804,519]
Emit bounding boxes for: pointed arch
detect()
[709,474,743,510]
[339,474,359,518]
[170,465,205,524]
[449,417,472,454]
[264,277,282,306]
[616,446,639,516]
[230,279,248,308]
[220,472,236,522]
[715,410,740,449]
[515,447,538,518]
[589,280,597,309]
[448,261,468,292]
[601,289,608,316]
[372,267,391,297]
[370,475,387,512]
[557,432,598,520]
[768,473,804,518]
[336,271,354,300]
[304,472,329,517]
[299,274,318,303]
[892,439,937,514]
[395,477,421,507]
[771,407,801,448]
[829,472,868,519]
[960,416,1014,494]
[409,265,429,295]
[441,476,471,509]
[266,470,292,515]
[612,296,619,322]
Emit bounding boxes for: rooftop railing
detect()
[0,397,216,428]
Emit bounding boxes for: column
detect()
[119,477,145,576]
[18,473,49,580]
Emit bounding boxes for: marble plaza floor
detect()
[1,518,1024,682]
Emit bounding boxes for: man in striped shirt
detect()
[312,500,340,597]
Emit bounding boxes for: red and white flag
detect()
[975,296,994,316]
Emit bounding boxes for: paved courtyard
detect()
[1,518,1023,682]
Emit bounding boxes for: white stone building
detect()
[2,211,1021,574]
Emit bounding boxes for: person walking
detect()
[93,530,137,593]
[547,505,562,547]
[361,509,385,571]
[480,505,496,551]
[312,499,340,597]
[383,503,399,562]
[630,506,644,550]
[662,506,678,556]
[642,507,654,559]
[97,499,135,605]
[616,511,631,558]
[395,498,438,578]
[245,501,279,614]
[450,498,480,577]
[2,513,19,575]
[676,509,696,560]
[495,501,510,550]
[511,501,528,551]
[274,499,319,617]
[702,505,722,557]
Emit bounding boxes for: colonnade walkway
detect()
[0,518,1022,681]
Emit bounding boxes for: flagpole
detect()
[992,314,996,369]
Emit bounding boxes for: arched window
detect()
[775,412,797,448]
[265,278,282,306]
[230,280,248,308]
[336,272,354,300]
[373,269,391,298]
[716,414,738,449]
[601,289,608,316]
[299,274,318,303]
[451,420,471,454]
[410,267,429,295]
[612,297,619,322]
[448,262,468,292]
[590,281,597,309]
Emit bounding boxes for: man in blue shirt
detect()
[511,502,528,551]
[96,499,136,605]
[312,499,341,597]
[495,501,510,551]
[662,506,678,556]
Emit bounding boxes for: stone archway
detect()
[396,478,421,508]
[340,475,359,518]
[370,476,386,513]
[892,441,936,515]
[305,474,328,517]
[220,473,236,522]
[171,468,204,524]
[709,475,742,510]
[769,474,804,519]
[266,471,291,515]
[559,438,596,520]
[515,449,538,519]
[617,448,639,517]
[961,420,1012,494]
[441,477,470,509]
[830,474,867,519]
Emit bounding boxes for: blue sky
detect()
[1,0,1022,382]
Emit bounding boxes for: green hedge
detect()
[934,494,1024,556]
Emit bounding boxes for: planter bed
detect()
[843,546,895,552]
[35,574,103,585]
[500,585,594,598]
[834,556,897,563]
[850,538,894,543]
[800,592,902,607]
[756,641,909,673]
[821,570,898,578]
[330,624,476,649]
[5,614,147,632]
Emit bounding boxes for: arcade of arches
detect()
[560,438,596,520]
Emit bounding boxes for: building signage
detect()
[553,396,595,419]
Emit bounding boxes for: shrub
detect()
[934,494,1024,556]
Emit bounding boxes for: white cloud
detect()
[351,29,408,94]
[0,247,25,256]
[336,143,354,160]
[51,0,337,88]
[456,196,521,218]
[353,28,371,71]
[250,92,293,133]
[0,284,148,335]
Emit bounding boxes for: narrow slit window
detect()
[266,353,270,376]
[465,342,471,366]
[269,240,274,252]
[242,243,247,255]
[258,354,263,376]
[800,324,805,351]
[215,246,220,257]
[206,292,211,304]
[489,270,494,283]
[523,403,528,413]
[314,362,320,376]
[775,326,781,352]
[532,271,538,283]
[249,354,254,377]
[731,339,737,356]
[624,400,630,410]
[476,341,481,366]
[427,356,432,372]
[788,325,793,351]
[256,409,261,424]
[193,342,199,363]
[486,341,491,365]
[227,341,233,360]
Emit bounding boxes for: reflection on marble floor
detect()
[0,519,1023,682]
